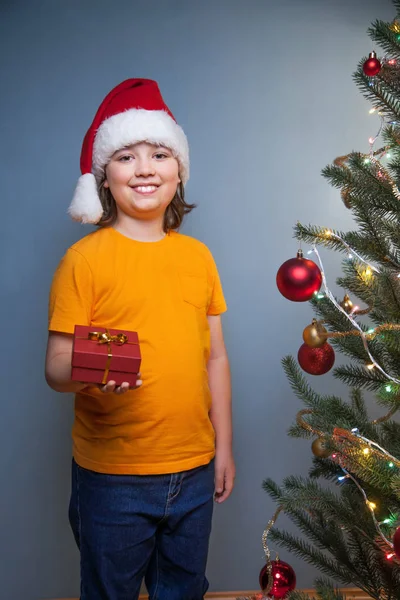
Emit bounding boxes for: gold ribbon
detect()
[261,507,283,596]
[88,330,129,384]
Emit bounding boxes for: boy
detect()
[45,78,234,600]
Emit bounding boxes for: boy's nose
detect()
[135,159,155,177]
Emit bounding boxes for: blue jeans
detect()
[69,458,215,600]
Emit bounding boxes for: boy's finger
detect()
[116,383,130,394]
[101,380,116,393]
[215,488,231,503]
[214,470,225,495]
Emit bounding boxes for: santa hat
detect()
[68,78,189,224]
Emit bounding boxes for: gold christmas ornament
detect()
[311,437,331,458]
[340,293,353,313]
[303,319,328,348]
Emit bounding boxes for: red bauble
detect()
[298,342,335,375]
[276,250,322,302]
[393,526,400,559]
[259,560,297,599]
[363,52,382,77]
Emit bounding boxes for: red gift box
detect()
[71,325,141,387]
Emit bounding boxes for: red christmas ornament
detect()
[298,342,335,375]
[259,560,297,599]
[393,526,400,559]
[363,51,382,77]
[276,250,322,302]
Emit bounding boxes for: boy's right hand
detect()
[98,373,142,394]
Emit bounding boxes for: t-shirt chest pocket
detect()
[179,272,209,310]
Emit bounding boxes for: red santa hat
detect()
[68,78,189,224]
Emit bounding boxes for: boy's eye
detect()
[118,155,133,162]
[154,152,169,159]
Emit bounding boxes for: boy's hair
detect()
[97,179,196,232]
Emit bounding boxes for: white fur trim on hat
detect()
[92,108,190,184]
[68,173,103,224]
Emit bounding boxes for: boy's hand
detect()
[98,373,142,394]
[214,448,235,504]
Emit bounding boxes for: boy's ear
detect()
[103,180,109,189]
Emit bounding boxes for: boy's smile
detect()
[131,184,159,195]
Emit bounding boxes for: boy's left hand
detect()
[214,449,235,504]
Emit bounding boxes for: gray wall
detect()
[1,0,394,598]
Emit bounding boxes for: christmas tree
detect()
[254,3,400,600]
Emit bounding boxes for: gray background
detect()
[0,0,394,598]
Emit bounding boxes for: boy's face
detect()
[104,141,181,221]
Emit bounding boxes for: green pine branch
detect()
[288,579,349,600]
[368,19,400,59]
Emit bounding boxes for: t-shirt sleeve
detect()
[48,248,94,334]
[207,252,227,316]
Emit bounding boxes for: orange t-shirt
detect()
[48,227,227,475]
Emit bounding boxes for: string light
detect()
[337,464,393,550]
[366,364,375,371]
[363,447,371,454]
[313,231,380,273]
[350,430,400,468]
[311,245,400,385]
[368,113,384,156]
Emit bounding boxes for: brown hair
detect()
[96,177,196,232]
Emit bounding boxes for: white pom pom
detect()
[68,173,103,224]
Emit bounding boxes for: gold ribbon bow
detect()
[88,331,128,346]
